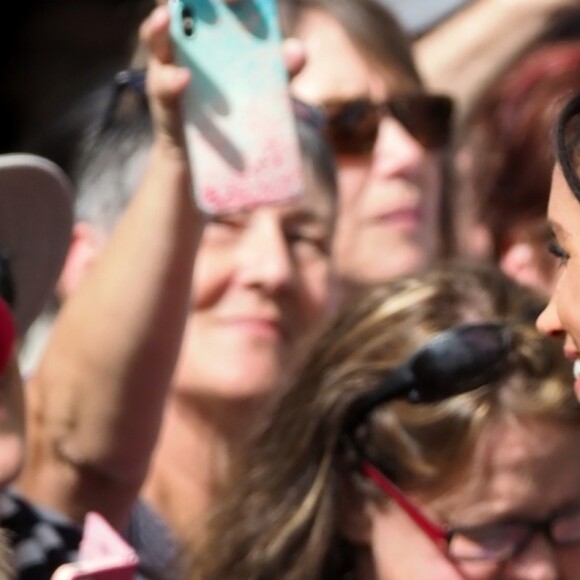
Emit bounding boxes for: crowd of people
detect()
[3,0,580,578]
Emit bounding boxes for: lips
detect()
[219,316,288,341]
[368,205,424,233]
[375,206,422,222]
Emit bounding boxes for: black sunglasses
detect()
[343,323,512,435]
[100,69,149,133]
[319,93,454,156]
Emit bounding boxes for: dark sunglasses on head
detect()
[340,323,521,562]
[343,322,512,436]
[320,93,454,156]
[100,69,149,133]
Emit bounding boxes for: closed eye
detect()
[286,230,331,254]
[548,240,570,264]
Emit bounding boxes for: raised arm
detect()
[414,0,577,120]
[17,6,202,528]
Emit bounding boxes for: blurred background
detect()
[4,0,580,175]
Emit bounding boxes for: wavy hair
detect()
[279,0,422,90]
[191,264,578,579]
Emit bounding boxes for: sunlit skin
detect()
[499,219,560,298]
[171,170,335,401]
[537,165,580,396]
[352,419,580,579]
[144,170,335,537]
[291,9,443,286]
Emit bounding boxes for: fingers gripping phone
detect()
[169,0,305,214]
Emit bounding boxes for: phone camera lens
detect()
[182,6,196,37]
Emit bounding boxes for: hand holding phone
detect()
[169,0,305,214]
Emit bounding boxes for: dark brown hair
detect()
[279,0,422,89]
[458,41,580,258]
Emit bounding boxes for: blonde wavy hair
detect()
[191,264,578,580]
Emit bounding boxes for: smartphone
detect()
[169,0,304,214]
[51,513,138,580]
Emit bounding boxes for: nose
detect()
[371,116,426,177]
[508,534,559,580]
[536,294,565,339]
[235,213,294,293]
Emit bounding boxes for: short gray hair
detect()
[73,102,153,233]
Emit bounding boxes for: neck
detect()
[143,391,266,542]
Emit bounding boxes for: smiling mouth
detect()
[222,318,287,340]
[373,207,423,228]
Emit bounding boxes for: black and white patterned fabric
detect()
[0,490,181,580]
[1,488,81,580]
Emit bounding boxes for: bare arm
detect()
[16,6,201,528]
[414,0,577,120]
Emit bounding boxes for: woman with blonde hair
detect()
[194,264,580,579]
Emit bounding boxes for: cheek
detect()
[294,255,333,323]
[557,268,580,334]
[336,157,372,211]
[192,245,232,311]
[369,507,463,580]
[421,154,443,219]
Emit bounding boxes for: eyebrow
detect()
[284,208,333,228]
[547,219,568,240]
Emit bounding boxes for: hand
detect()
[139,2,306,152]
[139,6,190,154]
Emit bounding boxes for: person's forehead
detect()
[277,182,334,223]
[291,8,395,103]
[434,419,580,524]
[232,182,333,225]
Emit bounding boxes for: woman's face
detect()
[291,9,443,286]
[537,165,580,397]
[356,419,580,580]
[172,170,335,400]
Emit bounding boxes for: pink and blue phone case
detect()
[169,0,304,214]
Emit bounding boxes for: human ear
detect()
[56,222,107,300]
[500,230,545,292]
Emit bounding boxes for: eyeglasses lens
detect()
[552,509,580,545]
[389,96,453,150]
[323,95,452,156]
[324,100,380,155]
[449,523,530,561]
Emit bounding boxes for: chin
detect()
[215,363,282,400]
[177,354,285,402]
[350,246,429,285]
